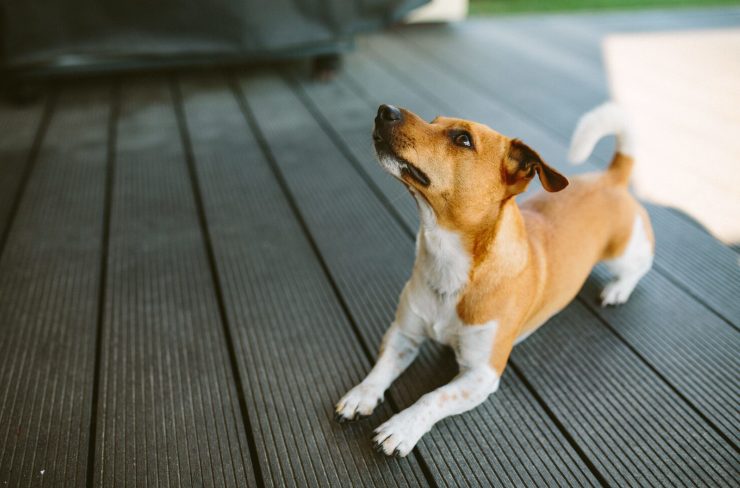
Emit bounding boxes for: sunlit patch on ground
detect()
[604,28,740,244]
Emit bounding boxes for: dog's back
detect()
[520,103,655,327]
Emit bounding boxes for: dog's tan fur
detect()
[386,109,654,375]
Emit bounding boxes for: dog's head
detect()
[373,104,568,228]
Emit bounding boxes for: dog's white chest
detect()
[405,270,459,345]
[408,204,472,346]
[425,299,458,345]
[408,269,498,368]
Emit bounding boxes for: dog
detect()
[334,102,654,457]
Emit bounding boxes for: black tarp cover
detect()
[0,0,427,71]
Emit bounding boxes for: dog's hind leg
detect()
[601,213,654,307]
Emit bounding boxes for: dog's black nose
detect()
[377,104,402,123]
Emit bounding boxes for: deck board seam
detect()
[651,262,739,333]
[510,364,611,488]
[281,69,413,242]
[229,71,439,488]
[0,91,56,263]
[86,81,119,488]
[170,75,265,488]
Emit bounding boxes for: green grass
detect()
[469,0,740,15]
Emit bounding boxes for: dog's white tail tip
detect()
[568,101,634,165]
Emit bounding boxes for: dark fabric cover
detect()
[0,0,427,70]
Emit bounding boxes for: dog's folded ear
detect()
[505,139,569,194]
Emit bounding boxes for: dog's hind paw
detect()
[335,384,384,422]
[600,280,636,307]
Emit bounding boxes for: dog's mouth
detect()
[375,147,431,188]
[373,131,430,188]
[400,159,431,187]
[372,127,383,144]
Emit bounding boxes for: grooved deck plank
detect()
[239,69,599,487]
[0,96,48,240]
[386,22,740,325]
[92,77,257,487]
[293,30,739,482]
[0,84,109,487]
[581,266,739,445]
[177,73,428,487]
[515,301,738,487]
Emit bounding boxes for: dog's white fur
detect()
[601,214,653,306]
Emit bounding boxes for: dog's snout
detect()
[377,104,402,123]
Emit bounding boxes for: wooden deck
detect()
[1,8,739,487]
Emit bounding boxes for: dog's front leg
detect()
[373,320,502,457]
[335,286,426,422]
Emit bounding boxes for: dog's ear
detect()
[505,139,568,194]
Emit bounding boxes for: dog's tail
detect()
[568,102,635,186]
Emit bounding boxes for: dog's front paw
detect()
[372,410,429,457]
[335,383,384,422]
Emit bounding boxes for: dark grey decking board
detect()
[298,36,740,449]
[92,78,257,487]
[239,69,599,487]
[0,85,110,487]
[292,32,740,481]
[0,96,49,244]
[176,73,429,487]
[581,266,740,446]
[386,22,740,326]
[515,301,738,487]
[285,67,420,232]
[393,27,601,140]
[643,204,740,328]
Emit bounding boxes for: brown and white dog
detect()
[335,103,654,457]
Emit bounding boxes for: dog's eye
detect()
[453,132,472,148]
